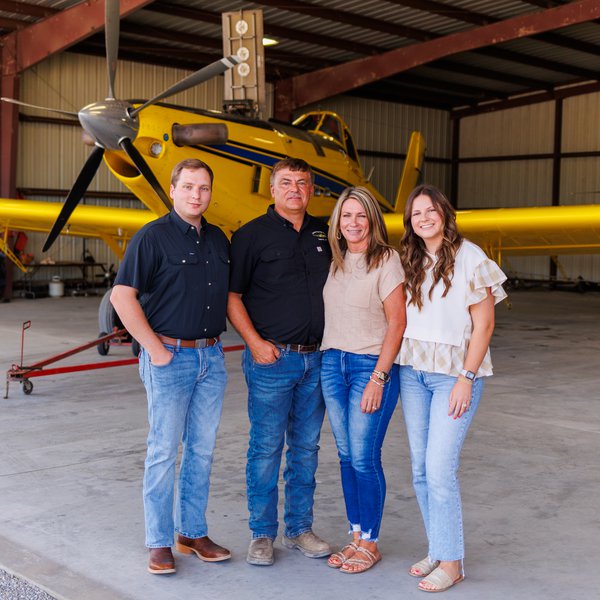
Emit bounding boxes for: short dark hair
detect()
[170,158,214,187]
[270,157,314,185]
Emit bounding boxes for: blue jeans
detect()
[399,366,484,561]
[242,348,325,539]
[321,350,399,541]
[139,342,226,548]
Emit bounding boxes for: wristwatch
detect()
[372,370,390,384]
[460,368,476,381]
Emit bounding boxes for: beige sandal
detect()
[418,566,464,593]
[409,556,440,578]
[327,541,359,568]
[339,546,381,574]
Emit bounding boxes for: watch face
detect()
[377,371,390,383]
[466,371,476,380]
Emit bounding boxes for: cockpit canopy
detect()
[293,111,359,164]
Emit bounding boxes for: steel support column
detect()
[1,37,19,301]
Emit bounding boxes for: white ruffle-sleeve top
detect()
[397,240,507,376]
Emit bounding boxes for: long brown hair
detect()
[328,187,394,274]
[400,184,463,310]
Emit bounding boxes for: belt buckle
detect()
[194,339,206,348]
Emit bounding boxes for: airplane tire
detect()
[97,332,110,356]
[98,289,122,334]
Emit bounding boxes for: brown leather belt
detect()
[269,340,319,353]
[157,334,219,348]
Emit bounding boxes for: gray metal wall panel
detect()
[459,103,555,157]
[563,92,600,153]
[457,160,553,208]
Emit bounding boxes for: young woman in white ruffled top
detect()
[398,184,507,593]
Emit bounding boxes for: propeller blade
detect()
[130,56,239,117]
[1,97,78,118]
[119,137,171,211]
[43,146,105,252]
[105,0,120,99]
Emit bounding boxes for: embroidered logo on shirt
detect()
[312,230,327,240]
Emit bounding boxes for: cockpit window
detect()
[344,129,359,162]
[320,115,342,142]
[294,114,322,131]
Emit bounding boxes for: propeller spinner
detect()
[2,0,238,252]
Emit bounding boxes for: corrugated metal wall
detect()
[17,53,224,282]
[458,99,600,282]
[299,96,452,200]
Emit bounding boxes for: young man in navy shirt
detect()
[111,159,230,574]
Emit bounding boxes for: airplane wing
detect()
[0,199,154,261]
[383,203,600,262]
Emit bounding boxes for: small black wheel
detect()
[97,331,110,356]
[131,338,140,357]
[22,379,33,395]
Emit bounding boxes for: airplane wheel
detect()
[22,379,33,395]
[98,289,122,333]
[131,338,140,357]
[97,332,110,356]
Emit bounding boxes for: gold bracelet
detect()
[369,376,384,387]
[457,374,473,385]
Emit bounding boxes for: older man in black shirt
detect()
[228,157,332,566]
[111,159,230,575]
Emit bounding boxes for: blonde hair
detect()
[328,186,393,274]
[400,184,463,310]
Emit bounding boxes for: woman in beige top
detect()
[320,187,406,574]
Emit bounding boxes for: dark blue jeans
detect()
[321,349,399,541]
[242,348,325,539]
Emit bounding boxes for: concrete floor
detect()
[0,289,598,600]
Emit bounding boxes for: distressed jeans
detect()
[139,342,226,548]
[321,349,399,541]
[242,348,325,539]
[400,365,484,561]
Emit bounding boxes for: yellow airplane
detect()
[1,0,600,277]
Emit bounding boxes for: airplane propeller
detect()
[2,0,238,252]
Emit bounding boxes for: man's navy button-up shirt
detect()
[114,211,230,339]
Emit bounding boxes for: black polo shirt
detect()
[230,205,331,345]
[114,211,229,339]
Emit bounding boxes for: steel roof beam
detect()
[390,0,600,57]
[274,0,600,118]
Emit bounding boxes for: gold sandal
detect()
[339,546,381,574]
[409,556,440,578]
[327,541,359,568]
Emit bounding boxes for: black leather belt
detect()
[157,334,219,348]
[269,340,319,353]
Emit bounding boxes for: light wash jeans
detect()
[321,350,399,541]
[400,365,484,561]
[242,347,325,539]
[139,342,226,548]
